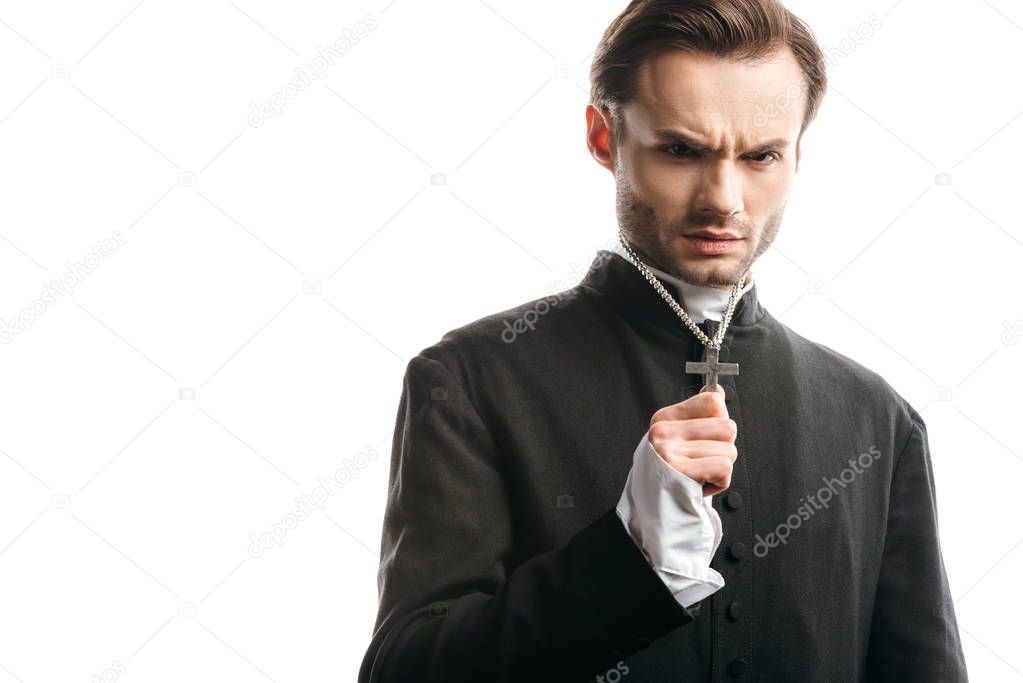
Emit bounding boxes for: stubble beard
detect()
[615,170,783,290]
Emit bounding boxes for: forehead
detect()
[627,47,806,142]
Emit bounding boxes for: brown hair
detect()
[590,0,828,144]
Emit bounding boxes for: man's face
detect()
[587,47,806,290]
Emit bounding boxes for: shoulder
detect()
[769,315,922,439]
[403,281,599,384]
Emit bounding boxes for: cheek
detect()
[627,152,696,204]
[743,171,792,221]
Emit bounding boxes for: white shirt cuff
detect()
[616,429,725,608]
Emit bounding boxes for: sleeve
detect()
[864,411,969,681]
[616,429,725,608]
[358,353,697,683]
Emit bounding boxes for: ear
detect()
[794,135,802,173]
[586,105,616,174]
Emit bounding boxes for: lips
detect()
[687,230,742,240]
[684,234,743,255]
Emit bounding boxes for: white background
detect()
[0,0,1020,681]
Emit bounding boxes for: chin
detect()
[683,263,743,288]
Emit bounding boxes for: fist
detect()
[646,385,738,496]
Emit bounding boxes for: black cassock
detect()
[359,249,968,682]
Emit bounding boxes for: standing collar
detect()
[579,248,767,334]
[607,240,754,323]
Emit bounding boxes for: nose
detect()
[694,160,744,219]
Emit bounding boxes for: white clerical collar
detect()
[609,239,754,323]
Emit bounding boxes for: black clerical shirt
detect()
[358,249,969,682]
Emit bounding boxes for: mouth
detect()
[683,233,745,255]
[687,230,742,240]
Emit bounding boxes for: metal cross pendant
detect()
[685,345,739,391]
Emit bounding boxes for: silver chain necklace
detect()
[616,229,750,389]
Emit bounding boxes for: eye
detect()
[664,143,696,158]
[747,151,781,165]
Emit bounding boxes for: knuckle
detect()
[673,441,694,460]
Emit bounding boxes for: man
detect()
[359,0,969,680]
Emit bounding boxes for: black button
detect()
[727,541,746,561]
[727,600,743,621]
[727,658,747,676]
[724,491,742,510]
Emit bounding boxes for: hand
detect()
[646,385,738,497]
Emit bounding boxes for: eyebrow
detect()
[652,128,791,153]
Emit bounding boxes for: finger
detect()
[650,387,729,425]
[652,438,738,464]
[702,481,729,497]
[673,454,734,488]
[647,416,737,444]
